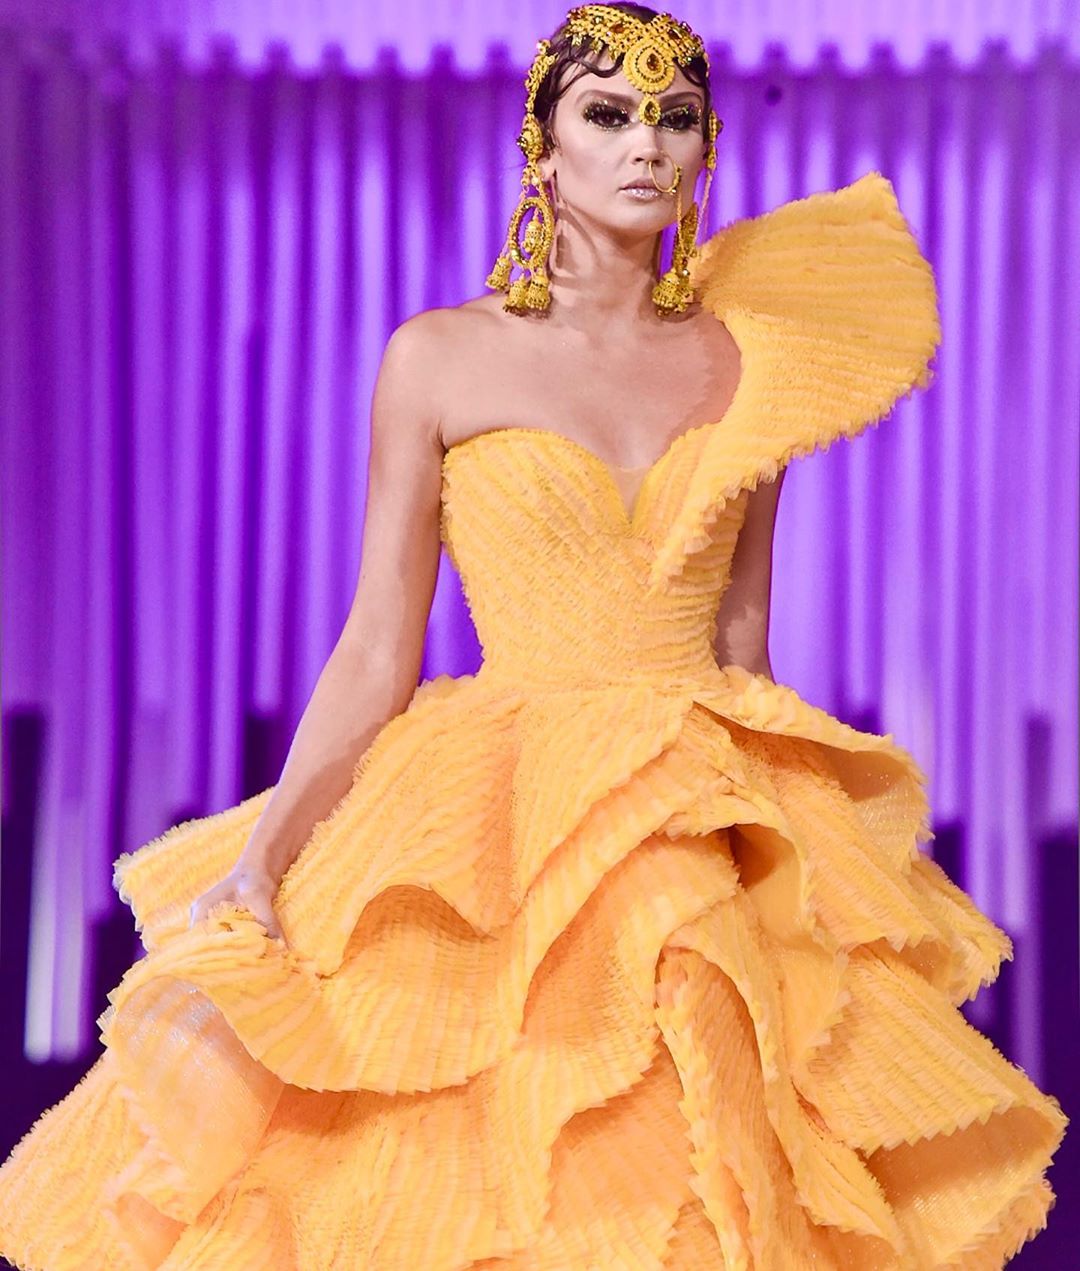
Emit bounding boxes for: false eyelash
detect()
[582,102,702,131]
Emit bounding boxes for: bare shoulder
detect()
[382,305,453,368]
[368,309,458,455]
[393,294,502,350]
[389,295,514,445]
[387,296,505,377]
[373,306,469,444]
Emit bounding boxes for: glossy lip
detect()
[621,180,662,190]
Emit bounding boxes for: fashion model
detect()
[0,4,1068,1268]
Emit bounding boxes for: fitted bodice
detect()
[438,171,941,693]
[440,426,751,690]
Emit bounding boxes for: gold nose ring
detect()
[647,157,681,195]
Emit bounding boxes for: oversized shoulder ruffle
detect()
[647,170,941,592]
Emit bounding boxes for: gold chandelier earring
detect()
[649,156,695,316]
[650,103,722,316]
[485,42,559,314]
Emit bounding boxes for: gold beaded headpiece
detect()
[485,4,723,317]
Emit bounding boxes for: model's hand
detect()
[188,863,284,942]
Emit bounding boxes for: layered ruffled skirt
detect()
[0,665,1067,1269]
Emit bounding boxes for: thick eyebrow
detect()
[578,88,702,108]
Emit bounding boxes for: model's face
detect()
[537,54,708,235]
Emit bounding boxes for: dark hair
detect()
[532,3,714,160]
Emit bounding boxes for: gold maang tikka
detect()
[485,4,723,317]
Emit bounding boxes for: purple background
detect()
[1,3,1078,1259]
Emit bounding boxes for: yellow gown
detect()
[0,171,1068,1271]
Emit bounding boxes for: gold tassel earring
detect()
[484,130,557,313]
[650,107,722,317]
[650,158,691,315]
[485,41,558,315]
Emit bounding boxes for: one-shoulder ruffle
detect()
[647,170,942,593]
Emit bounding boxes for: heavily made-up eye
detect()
[582,101,702,132]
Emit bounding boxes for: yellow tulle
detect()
[0,172,1066,1270]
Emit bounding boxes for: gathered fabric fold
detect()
[0,667,1066,1270]
[647,170,943,593]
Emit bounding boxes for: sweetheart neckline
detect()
[441,422,703,479]
[441,414,723,531]
[441,316,747,531]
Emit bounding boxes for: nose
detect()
[633,128,671,167]
[633,126,667,163]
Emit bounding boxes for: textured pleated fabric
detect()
[0,171,1068,1270]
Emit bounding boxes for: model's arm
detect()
[711,469,786,679]
[189,313,447,939]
